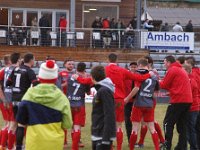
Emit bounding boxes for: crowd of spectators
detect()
[0,14,195,49]
[0,14,67,47]
[91,16,139,48]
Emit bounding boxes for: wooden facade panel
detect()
[0,0,70,9]
[0,46,149,62]
[0,0,135,27]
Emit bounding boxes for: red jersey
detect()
[192,67,200,110]
[77,77,93,85]
[189,74,199,111]
[160,62,192,104]
[59,18,67,32]
[59,70,74,94]
[105,63,150,100]
[0,68,5,81]
[102,19,110,28]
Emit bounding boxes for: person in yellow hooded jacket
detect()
[16,60,72,150]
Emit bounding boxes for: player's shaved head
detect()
[165,55,176,63]
[137,58,148,67]
[108,53,117,63]
[3,54,10,66]
[185,56,196,67]
[10,52,20,64]
[77,62,86,72]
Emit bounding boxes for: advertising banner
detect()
[141,31,194,51]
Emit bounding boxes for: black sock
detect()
[16,126,25,150]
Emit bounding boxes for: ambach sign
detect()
[141,31,194,51]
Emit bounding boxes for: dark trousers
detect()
[57,32,66,47]
[92,140,112,150]
[163,103,191,150]
[196,113,200,149]
[124,102,133,142]
[187,111,199,150]
[40,30,48,46]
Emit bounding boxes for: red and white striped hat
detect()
[38,60,58,83]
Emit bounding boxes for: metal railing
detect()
[0,25,200,52]
[0,25,143,49]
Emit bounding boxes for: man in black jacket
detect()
[39,14,50,46]
[91,65,116,150]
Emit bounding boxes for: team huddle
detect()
[0,52,199,150]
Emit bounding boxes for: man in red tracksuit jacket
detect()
[183,64,199,150]
[185,56,200,149]
[160,55,192,150]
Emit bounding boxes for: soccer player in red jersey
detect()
[184,56,200,149]
[59,59,75,145]
[160,56,192,150]
[6,53,37,150]
[0,55,11,149]
[105,53,153,150]
[125,58,160,150]
[67,62,90,150]
[0,53,21,150]
[134,56,165,148]
[59,59,75,94]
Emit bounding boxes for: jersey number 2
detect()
[143,79,152,92]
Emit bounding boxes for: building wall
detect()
[0,0,135,28]
[147,1,200,8]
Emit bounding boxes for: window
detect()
[11,10,23,26]
[83,4,118,28]
[27,11,38,26]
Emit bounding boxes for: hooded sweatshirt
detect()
[192,67,200,110]
[189,74,199,112]
[91,77,116,144]
[160,62,192,104]
[16,84,72,150]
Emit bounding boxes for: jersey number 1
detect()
[15,73,21,88]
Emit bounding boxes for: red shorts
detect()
[115,99,124,122]
[0,103,15,121]
[131,106,154,122]
[71,106,86,127]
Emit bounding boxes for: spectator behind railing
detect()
[172,22,183,32]
[91,16,102,48]
[129,17,137,29]
[9,24,18,45]
[185,20,193,32]
[143,19,154,31]
[160,23,170,32]
[39,14,50,46]
[125,24,134,48]
[115,19,125,48]
[17,22,27,46]
[57,15,67,47]
[102,17,112,48]
[31,17,39,46]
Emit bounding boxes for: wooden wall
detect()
[0,0,135,27]
[0,46,149,62]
